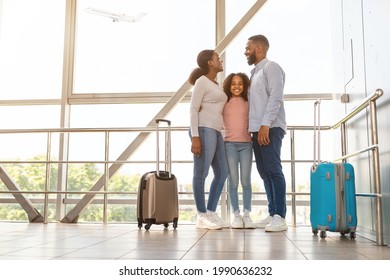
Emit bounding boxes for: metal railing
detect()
[0,124,312,224]
[332,89,384,245]
[0,90,384,245]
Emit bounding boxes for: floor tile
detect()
[0,223,388,260]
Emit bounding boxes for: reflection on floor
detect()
[0,222,389,260]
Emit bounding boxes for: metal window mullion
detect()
[56,0,76,221]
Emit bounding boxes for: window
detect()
[73,0,215,94]
[225,0,335,94]
[0,0,65,100]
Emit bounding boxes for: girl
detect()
[222,73,256,229]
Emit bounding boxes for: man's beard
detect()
[247,52,256,65]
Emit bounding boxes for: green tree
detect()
[0,155,142,222]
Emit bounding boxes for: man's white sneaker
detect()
[265,214,288,232]
[210,212,231,228]
[242,215,257,229]
[231,215,244,229]
[196,214,222,230]
[256,215,273,228]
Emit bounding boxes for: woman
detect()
[222,73,256,229]
[188,49,230,230]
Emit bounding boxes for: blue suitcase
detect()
[310,100,357,239]
[310,162,357,239]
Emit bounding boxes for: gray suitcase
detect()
[137,119,179,230]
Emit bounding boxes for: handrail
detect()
[331,89,384,246]
[0,125,329,135]
[0,124,310,226]
[333,144,379,162]
[0,126,188,134]
[332,89,383,129]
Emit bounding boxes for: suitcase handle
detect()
[155,118,172,177]
[156,118,171,125]
[313,99,321,170]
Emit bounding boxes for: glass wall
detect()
[73,0,215,94]
[225,0,336,94]
[0,0,337,225]
[0,0,65,100]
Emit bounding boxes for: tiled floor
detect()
[0,222,389,260]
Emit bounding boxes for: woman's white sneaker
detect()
[196,213,222,230]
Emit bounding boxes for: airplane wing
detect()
[121,13,147,23]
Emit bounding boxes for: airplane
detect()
[84,7,147,23]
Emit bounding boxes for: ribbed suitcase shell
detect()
[137,171,178,230]
[310,100,357,239]
[310,162,357,239]
[136,119,179,230]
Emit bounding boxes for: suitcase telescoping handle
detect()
[313,99,321,171]
[155,118,172,177]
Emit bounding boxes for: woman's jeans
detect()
[252,127,287,218]
[225,141,253,213]
[191,127,229,213]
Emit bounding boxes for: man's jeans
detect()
[252,127,287,218]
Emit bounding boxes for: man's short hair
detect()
[248,34,269,50]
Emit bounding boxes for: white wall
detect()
[330,0,390,244]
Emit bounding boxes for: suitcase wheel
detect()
[312,229,318,235]
[163,223,169,228]
[350,231,356,239]
[173,220,178,229]
[320,230,327,239]
[145,223,152,231]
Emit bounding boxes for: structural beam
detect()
[0,165,44,222]
[61,0,268,223]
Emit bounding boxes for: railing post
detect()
[103,131,110,224]
[369,99,384,246]
[44,132,52,224]
[290,129,296,226]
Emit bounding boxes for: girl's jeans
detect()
[225,141,253,213]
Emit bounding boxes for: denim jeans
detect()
[225,141,253,213]
[190,127,229,213]
[252,127,287,218]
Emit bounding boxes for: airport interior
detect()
[0,0,389,262]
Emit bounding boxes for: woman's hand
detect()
[191,137,202,157]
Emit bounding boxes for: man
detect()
[245,34,287,232]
